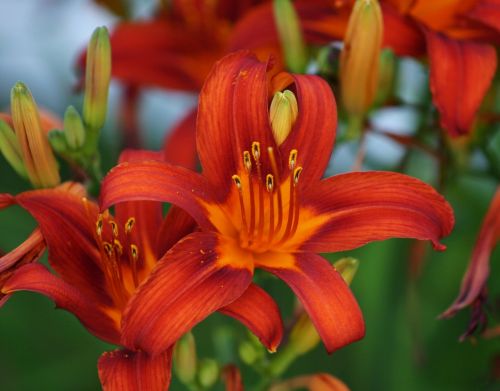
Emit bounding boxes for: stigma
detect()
[231,142,303,252]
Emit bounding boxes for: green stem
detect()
[345,114,364,140]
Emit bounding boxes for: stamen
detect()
[125,217,135,234]
[293,166,303,186]
[232,175,248,233]
[243,151,252,172]
[289,149,298,170]
[103,241,113,257]
[266,174,274,192]
[110,221,119,238]
[96,214,104,237]
[130,244,139,287]
[232,174,242,189]
[268,147,283,232]
[266,174,275,243]
[113,239,123,256]
[251,142,260,161]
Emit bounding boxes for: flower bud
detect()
[270,89,298,145]
[10,82,60,188]
[288,257,360,354]
[83,26,111,130]
[273,0,307,73]
[173,332,197,384]
[375,48,396,105]
[64,106,86,149]
[340,0,383,116]
[197,358,219,388]
[0,119,27,179]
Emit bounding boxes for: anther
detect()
[252,142,261,161]
[113,239,123,256]
[289,149,298,170]
[110,221,119,238]
[96,215,104,237]
[125,217,135,234]
[130,244,139,261]
[243,151,252,172]
[232,175,242,190]
[293,167,303,186]
[266,174,274,192]
[103,241,113,257]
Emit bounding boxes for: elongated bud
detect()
[0,119,27,179]
[173,332,197,384]
[11,82,60,188]
[83,26,111,130]
[48,130,69,154]
[270,90,298,145]
[289,257,360,354]
[197,358,219,388]
[273,0,307,73]
[63,105,86,149]
[375,49,396,105]
[340,0,383,116]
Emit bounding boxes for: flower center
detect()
[230,141,303,253]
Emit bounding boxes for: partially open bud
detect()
[83,26,111,130]
[288,257,360,355]
[10,82,60,188]
[340,0,383,116]
[273,0,307,73]
[270,90,298,145]
[173,332,197,385]
[0,119,27,179]
[63,106,86,149]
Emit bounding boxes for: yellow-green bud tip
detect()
[270,89,298,145]
[64,105,86,149]
[333,257,359,286]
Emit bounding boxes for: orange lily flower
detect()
[231,0,500,137]
[100,51,454,354]
[441,186,500,339]
[0,150,283,391]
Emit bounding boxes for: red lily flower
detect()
[230,0,500,136]
[100,51,454,354]
[0,150,283,390]
[441,187,500,339]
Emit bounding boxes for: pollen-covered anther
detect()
[103,241,113,257]
[243,151,252,172]
[110,221,119,238]
[130,244,139,261]
[125,217,135,234]
[266,174,274,192]
[96,215,104,237]
[232,175,242,190]
[293,166,303,186]
[251,142,261,162]
[289,149,298,170]
[113,239,123,256]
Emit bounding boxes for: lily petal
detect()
[2,263,120,344]
[280,73,336,185]
[100,160,213,230]
[156,205,197,258]
[197,51,277,197]
[425,30,497,137]
[441,187,500,318]
[468,0,500,33]
[302,171,454,253]
[121,232,253,355]
[219,283,283,352]
[163,110,198,170]
[98,348,172,391]
[15,189,112,305]
[259,252,365,353]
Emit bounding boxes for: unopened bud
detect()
[273,0,308,73]
[63,106,86,149]
[197,358,219,388]
[48,130,69,154]
[340,0,383,116]
[83,26,111,130]
[289,257,360,354]
[173,332,197,384]
[0,119,27,179]
[11,82,60,188]
[239,340,262,365]
[270,90,298,145]
[375,49,396,105]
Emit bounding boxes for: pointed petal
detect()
[219,283,283,352]
[468,0,500,33]
[98,348,172,391]
[14,189,112,305]
[156,205,197,258]
[301,171,454,253]
[441,187,500,317]
[163,110,198,170]
[100,160,213,230]
[0,193,15,208]
[2,263,120,343]
[280,74,336,185]
[197,51,277,197]
[121,232,253,355]
[259,252,365,353]
[425,30,497,137]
